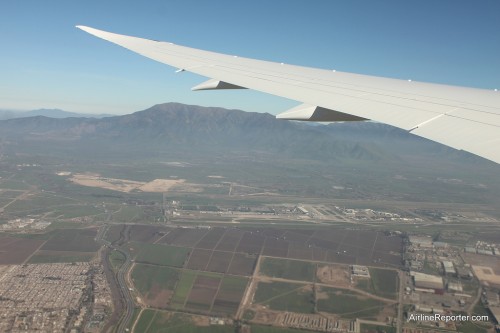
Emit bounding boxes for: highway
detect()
[96,225,136,333]
[115,248,135,333]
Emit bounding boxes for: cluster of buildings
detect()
[333,206,422,223]
[0,263,89,332]
[351,265,370,278]
[0,262,112,332]
[464,240,500,256]
[277,312,357,332]
[403,234,500,331]
[0,218,51,230]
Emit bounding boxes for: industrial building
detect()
[409,236,433,248]
[351,265,370,277]
[411,272,444,294]
[442,261,456,276]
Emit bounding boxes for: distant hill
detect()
[0,102,486,164]
[0,108,113,120]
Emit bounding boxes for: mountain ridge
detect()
[0,102,483,163]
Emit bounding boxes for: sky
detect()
[1,0,499,115]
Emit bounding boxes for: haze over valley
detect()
[1,103,499,333]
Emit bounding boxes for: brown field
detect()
[160,228,189,245]
[206,251,233,273]
[313,247,329,262]
[138,179,185,192]
[215,229,245,252]
[472,266,500,286]
[41,228,98,252]
[0,236,45,264]
[125,226,402,271]
[464,253,500,274]
[236,232,265,255]
[317,264,350,287]
[186,249,212,270]
[287,243,313,260]
[105,224,124,243]
[282,230,312,243]
[195,228,226,249]
[168,228,209,247]
[128,225,167,243]
[68,173,185,193]
[465,253,500,286]
[227,253,257,276]
[212,278,248,315]
[185,275,221,312]
[262,238,289,257]
[148,283,173,308]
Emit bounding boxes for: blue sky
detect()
[1,0,499,115]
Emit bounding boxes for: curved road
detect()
[97,225,136,333]
[115,248,135,333]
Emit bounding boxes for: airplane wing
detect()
[76,26,500,164]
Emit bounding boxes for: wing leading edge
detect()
[76,25,500,164]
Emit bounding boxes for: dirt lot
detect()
[69,173,185,193]
[316,264,350,287]
[471,265,500,286]
[138,179,185,192]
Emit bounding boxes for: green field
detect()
[457,321,489,333]
[170,270,197,309]
[134,309,156,333]
[212,275,248,314]
[132,243,190,267]
[104,225,124,244]
[259,257,316,282]
[41,228,99,252]
[131,264,179,303]
[219,275,248,292]
[360,323,396,333]
[317,287,387,319]
[369,268,398,298]
[254,281,314,313]
[28,253,94,263]
[108,249,126,271]
[112,205,150,222]
[355,268,398,299]
[134,311,234,333]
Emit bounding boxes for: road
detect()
[396,271,405,333]
[115,248,135,333]
[96,225,136,333]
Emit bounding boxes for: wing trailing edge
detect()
[76,25,500,164]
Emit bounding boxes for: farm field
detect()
[121,224,403,322]
[127,226,402,270]
[259,257,316,282]
[355,268,399,299]
[41,228,99,252]
[133,310,234,333]
[316,286,393,320]
[0,236,45,264]
[28,250,94,263]
[131,264,179,308]
[131,243,190,267]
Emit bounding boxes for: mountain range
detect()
[0,102,488,164]
[0,108,113,120]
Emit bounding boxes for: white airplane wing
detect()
[76,26,500,164]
